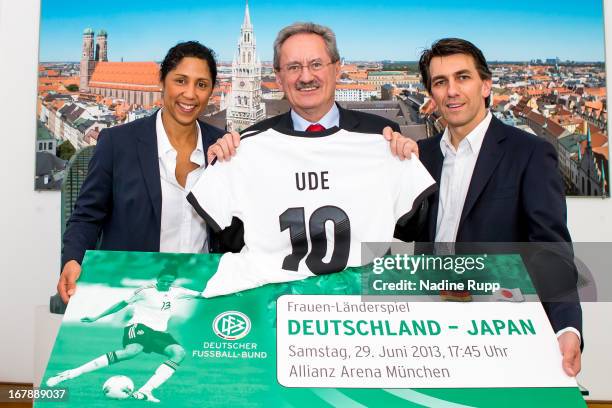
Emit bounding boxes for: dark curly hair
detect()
[160,41,217,86]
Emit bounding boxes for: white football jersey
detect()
[188,127,436,297]
[125,285,200,331]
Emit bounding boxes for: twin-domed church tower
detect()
[78,3,264,128]
[79,28,108,92]
[226,1,266,132]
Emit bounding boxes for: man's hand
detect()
[80,316,97,323]
[207,131,241,163]
[558,331,581,376]
[58,260,82,304]
[382,126,419,160]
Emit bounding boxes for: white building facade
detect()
[226,2,266,132]
[335,85,379,102]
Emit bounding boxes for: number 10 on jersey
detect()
[279,206,351,274]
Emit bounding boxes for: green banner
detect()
[39,251,584,407]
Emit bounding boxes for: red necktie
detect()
[306,123,326,132]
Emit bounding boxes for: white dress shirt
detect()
[156,110,209,253]
[435,112,492,243]
[290,103,340,131]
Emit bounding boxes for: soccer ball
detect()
[102,375,134,399]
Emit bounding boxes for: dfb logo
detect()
[212,311,251,340]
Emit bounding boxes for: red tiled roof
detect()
[38,85,61,92]
[38,76,79,94]
[216,82,232,92]
[544,120,567,137]
[555,106,572,116]
[38,76,79,86]
[584,88,607,98]
[585,101,603,111]
[525,111,545,126]
[89,62,162,92]
[542,87,570,94]
[526,88,546,96]
[552,115,583,127]
[525,111,567,137]
[492,95,510,106]
[348,72,368,80]
[580,132,608,151]
[593,145,609,161]
[261,81,280,90]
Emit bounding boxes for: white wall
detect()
[0,0,61,383]
[0,0,611,398]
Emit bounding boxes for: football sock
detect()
[139,361,177,392]
[72,355,110,376]
[106,351,119,365]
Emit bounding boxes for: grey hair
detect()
[273,22,340,70]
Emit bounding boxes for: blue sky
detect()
[39,0,605,62]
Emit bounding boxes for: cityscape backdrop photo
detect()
[36,0,608,199]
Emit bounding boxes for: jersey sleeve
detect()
[174,287,202,299]
[394,157,437,226]
[125,288,145,304]
[187,160,235,232]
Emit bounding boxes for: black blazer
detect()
[416,116,582,336]
[61,112,224,268]
[419,116,571,243]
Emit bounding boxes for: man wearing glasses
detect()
[205,22,425,254]
[189,22,434,295]
[208,22,418,160]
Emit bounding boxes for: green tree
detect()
[57,140,76,161]
[65,84,79,92]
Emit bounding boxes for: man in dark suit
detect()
[206,22,423,253]
[399,38,582,376]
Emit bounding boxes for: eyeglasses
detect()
[279,60,335,75]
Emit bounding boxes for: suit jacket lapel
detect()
[338,104,359,130]
[137,113,162,223]
[274,110,295,131]
[422,138,444,240]
[198,120,221,166]
[458,116,506,231]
